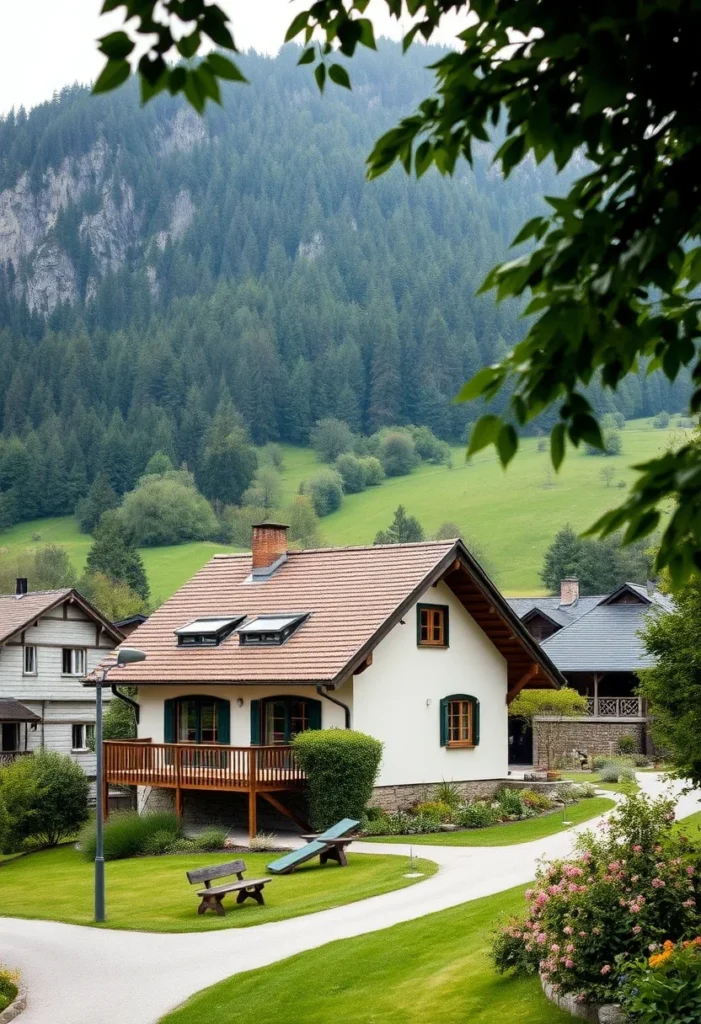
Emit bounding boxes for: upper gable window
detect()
[417,604,449,648]
[175,616,245,648]
[238,614,308,647]
[23,645,37,675]
[63,648,86,676]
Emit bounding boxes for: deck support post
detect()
[175,787,183,819]
[248,747,258,839]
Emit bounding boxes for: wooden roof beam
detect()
[506,664,539,705]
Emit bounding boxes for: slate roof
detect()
[88,540,563,689]
[0,588,124,647]
[0,697,41,722]
[507,595,602,628]
[540,603,662,672]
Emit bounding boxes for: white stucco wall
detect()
[352,581,508,786]
[136,680,350,744]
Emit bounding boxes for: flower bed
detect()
[492,793,701,1007]
[360,783,597,837]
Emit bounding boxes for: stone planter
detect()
[541,976,628,1023]
[0,983,27,1024]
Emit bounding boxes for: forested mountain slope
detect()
[0,42,690,527]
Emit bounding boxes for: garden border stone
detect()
[541,976,628,1023]
[0,983,27,1024]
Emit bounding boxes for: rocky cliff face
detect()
[0,110,206,314]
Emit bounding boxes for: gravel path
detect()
[2,773,698,1024]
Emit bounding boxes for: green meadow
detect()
[0,419,689,600]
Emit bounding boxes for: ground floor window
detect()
[440,694,480,748]
[71,722,95,751]
[251,696,322,745]
[164,696,230,745]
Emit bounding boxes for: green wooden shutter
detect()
[472,698,480,746]
[250,699,261,745]
[439,697,449,746]
[307,697,322,731]
[164,698,176,743]
[216,699,230,745]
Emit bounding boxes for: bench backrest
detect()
[186,859,246,885]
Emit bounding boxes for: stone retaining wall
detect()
[370,779,504,812]
[533,721,645,762]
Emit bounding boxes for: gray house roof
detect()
[509,582,673,674]
[541,603,660,673]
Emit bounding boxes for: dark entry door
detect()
[1,723,19,751]
[508,716,533,765]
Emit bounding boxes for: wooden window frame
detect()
[23,644,37,675]
[440,694,480,748]
[62,648,87,677]
[417,603,449,648]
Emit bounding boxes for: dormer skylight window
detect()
[237,613,308,647]
[175,616,246,647]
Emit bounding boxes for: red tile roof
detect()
[97,541,563,689]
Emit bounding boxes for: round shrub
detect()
[193,827,227,852]
[79,810,182,861]
[455,802,497,828]
[0,750,89,851]
[143,829,179,856]
[301,469,344,517]
[617,734,638,755]
[334,453,367,494]
[495,788,526,817]
[414,801,453,822]
[293,729,383,830]
[599,762,624,783]
[377,431,419,477]
[359,456,384,487]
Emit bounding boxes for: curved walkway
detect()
[2,774,698,1024]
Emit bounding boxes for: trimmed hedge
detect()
[293,729,383,830]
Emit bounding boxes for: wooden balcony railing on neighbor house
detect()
[585,697,644,718]
[103,740,307,837]
[0,750,32,768]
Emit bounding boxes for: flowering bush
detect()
[618,938,701,1024]
[491,793,701,1003]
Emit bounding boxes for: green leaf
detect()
[467,415,502,456]
[497,424,518,467]
[183,69,206,113]
[358,18,377,50]
[328,64,351,90]
[285,11,309,43]
[314,63,326,93]
[454,366,502,404]
[512,216,546,247]
[297,48,315,66]
[177,31,201,60]
[98,31,134,61]
[207,52,247,82]
[140,70,167,103]
[550,422,566,470]
[93,58,130,95]
[624,510,660,544]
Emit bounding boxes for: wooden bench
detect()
[186,859,272,916]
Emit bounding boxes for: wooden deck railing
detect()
[103,740,304,793]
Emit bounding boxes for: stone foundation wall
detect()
[370,779,504,812]
[137,785,175,814]
[533,720,645,763]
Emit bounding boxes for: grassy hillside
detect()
[0,419,689,601]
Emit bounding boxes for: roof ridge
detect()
[0,587,72,598]
[212,540,456,559]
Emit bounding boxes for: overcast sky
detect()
[0,1,465,117]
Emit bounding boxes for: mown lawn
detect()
[677,809,701,841]
[561,771,639,794]
[363,797,615,847]
[0,419,689,597]
[0,845,435,932]
[161,883,571,1024]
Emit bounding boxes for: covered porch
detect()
[103,739,308,838]
[0,697,40,766]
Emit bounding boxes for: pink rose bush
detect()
[491,793,700,1002]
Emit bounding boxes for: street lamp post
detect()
[93,647,146,923]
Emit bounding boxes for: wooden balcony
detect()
[103,740,307,837]
[0,750,32,768]
[585,697,645,719]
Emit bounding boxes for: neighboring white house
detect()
[0,581,123,774]
[92,524,563,834]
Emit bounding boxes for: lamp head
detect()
[117,648,146,667]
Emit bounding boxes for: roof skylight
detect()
[175,615,245,647]
[237,613,308,647]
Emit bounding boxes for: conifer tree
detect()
[86,511,149,601]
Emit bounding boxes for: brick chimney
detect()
[251,523,289,577]
[560,576,579,606]
[15,577,28,598]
